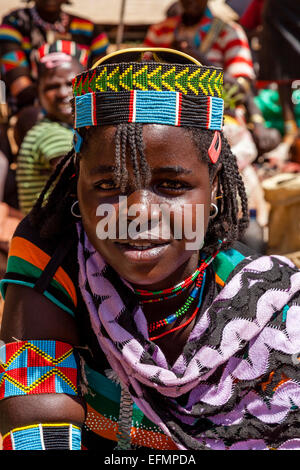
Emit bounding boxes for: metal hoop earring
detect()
[70,200,81,218]
[209,202,218,219]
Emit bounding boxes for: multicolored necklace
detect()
[135,249,219,303]
[134,248,220,341]
[148,270,205,333]
[149,270,207,341]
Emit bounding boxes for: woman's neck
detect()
[181,12,204,27]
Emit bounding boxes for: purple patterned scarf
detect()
[77,224,300,450]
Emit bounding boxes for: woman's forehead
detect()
[82,124,203,169]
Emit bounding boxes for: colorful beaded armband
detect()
[0,340,80,399]
[2,423,81,450]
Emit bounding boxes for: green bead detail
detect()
[73,63,224,98]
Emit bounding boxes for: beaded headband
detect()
[32,40,88,78]
[71,48,224,162]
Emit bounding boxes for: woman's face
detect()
[77,125,218,288]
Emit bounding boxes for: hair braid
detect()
[30,149,77,238]
[120,124,129,192]
[127,124,142,189]
[188,127,249,255]
[134,124,151,187]
[114,124,122,187]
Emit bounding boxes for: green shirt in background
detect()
[16,117,73,215]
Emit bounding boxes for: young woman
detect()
[0,48,299,451]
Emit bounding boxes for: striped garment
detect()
[16,118,73,215]
[144,8,255,80]
[0,8,109,86]
[0,217,251,450]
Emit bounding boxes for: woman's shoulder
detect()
[213,241,256,287]
[214,241,300,289]
[0,214,79,317]
[68,13,96,36]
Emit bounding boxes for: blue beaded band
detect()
[72,90,224,131]
[3,423,81,450]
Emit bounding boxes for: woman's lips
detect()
[114,240,171,262]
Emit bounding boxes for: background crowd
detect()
[0,0,299,310]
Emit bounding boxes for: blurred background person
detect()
[0,0,110,256]
[255,0,300,167]
[16,39,86,215]
[0,0,109,117]
[144,0,280,156]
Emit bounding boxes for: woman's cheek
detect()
[77,181,100,234]
[168,191,210,240]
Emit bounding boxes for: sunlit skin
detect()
[77,124,219,363]
[38,61,82,125]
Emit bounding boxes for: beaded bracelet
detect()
[2,423,81,450]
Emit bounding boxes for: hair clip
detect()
[208,131,222,164]
[73,129,83,153]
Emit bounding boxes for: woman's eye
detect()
[94,180,119,191]
[158,180,190,191]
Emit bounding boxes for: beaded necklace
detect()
[148,270,205,333]
[136,265,201,304]
[135,249,220,339]
[149,270,207,341]
[135,249,219,303]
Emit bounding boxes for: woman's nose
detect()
[118,190,160,220]
[116,190,171,241]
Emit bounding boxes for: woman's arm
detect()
[0,285,86,440]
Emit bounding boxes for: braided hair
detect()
[30,123,249,255]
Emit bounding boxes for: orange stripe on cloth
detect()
[215,273,225,287]
[260,371,290,393]
[85,404,178,450]
[9,237,77,307]
[261,371,274,392]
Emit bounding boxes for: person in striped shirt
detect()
[16,40,84,215]
[144,0,280,154]
[0,0,109,114]
[144,0,255,81]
